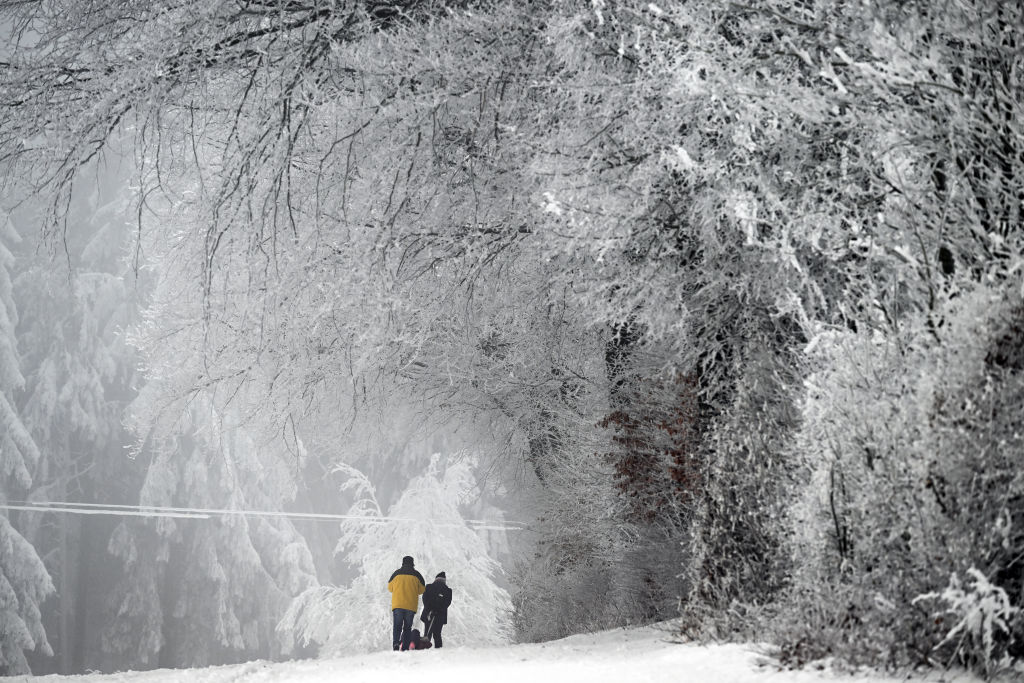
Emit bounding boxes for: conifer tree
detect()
[107,393,319,668]
[0,213,54,674]
[11,164,145,674]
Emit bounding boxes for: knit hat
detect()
[435,571,446,580]
[403,555,414,566]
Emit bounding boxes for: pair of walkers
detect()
[387,555,453,651]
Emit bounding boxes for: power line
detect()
[1,503,210,519]
[1,501,528,531]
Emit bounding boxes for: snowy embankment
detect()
[24,625,984,683]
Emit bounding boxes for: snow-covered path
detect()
[21,625,986,683]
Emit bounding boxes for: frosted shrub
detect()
[914,568,1021,677]
[773,575,911,671]
[782,289,1024,673]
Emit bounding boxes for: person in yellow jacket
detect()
[388,555,425,650]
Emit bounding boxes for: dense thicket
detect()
[1,0,1022,677]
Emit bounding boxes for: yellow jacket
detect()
[388,564,425,611]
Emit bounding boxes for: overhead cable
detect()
[1,500,527,531]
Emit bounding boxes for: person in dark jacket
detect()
[420,571,453,648]
[388,555,425,651]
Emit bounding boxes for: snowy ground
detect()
[20,625,991,683]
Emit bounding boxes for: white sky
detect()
[21,624,997,683]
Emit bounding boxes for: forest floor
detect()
[22,623,1000,683]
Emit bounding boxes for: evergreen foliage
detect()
[10,163,144,674]
[0,214,53,675]
[107,396,319,668]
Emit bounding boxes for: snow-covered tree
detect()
[0,515,54,674]
[783,286,1024,670]
[101,519,166,668]
[0,212,54,675]
[7,156,149,674]
[107,392,319,668]
[281,454,512,655]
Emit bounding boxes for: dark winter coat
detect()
[420,579,453,625]
[388,560,426,611]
